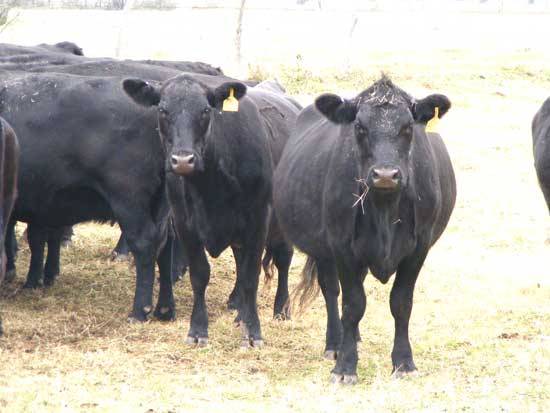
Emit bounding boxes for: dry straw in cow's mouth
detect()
[352,178,370,214]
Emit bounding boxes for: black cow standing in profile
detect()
[1,72,175,322]
[274,77,456,384]
[532,98,550,213]
[123,74,300,347]
[0,117,19,336]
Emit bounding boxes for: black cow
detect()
[3,60,201,285]
[0,71,175,321]
[28,60,181,81]
[37,41,84,56]
[0,117,19,335]
[123,74,300,346]
[532,98,550,213]
[273,77,456,383]
[0,41,84,57]
[135,60,222,76]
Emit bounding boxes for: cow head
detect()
[315,77,450,195]
[123,75,247,176]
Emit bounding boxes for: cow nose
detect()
[170,154,195,175]
[371,167,401,190]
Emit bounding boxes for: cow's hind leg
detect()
[60,226,74,248]
[4,218,17,283]
[115,206,161,322]
[111,232,131,262]
[154,233,176,321]
[330,262,365,385]
[271,241,293,320]
[44,227,64,286]
[22,224,48,289]
[317,259,343,360]
[170,232,188,283]
[390,248,428,376]
[233,215,267,348]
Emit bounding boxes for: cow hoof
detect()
[22,280,43,289]
[240,338,264,349]
[392,360,418,378]
[330,373,358,385]
[324,350,338,360]
[127,306,152,323]
[43,276,58,287]
[153,305,176,321]
[111,251,131,262]
[185,336,208,347]
[4,269,16,283]
[127,315,147,323]
[251,339,264,348]
[273,310,290,321]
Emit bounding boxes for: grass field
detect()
[1,14,550,412]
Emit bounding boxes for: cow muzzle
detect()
[369,167,402,191]
[171,154,195,176]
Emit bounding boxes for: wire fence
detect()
[1,0,550,12]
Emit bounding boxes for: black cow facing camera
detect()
[123,74,301,347]
[274,76,456,384]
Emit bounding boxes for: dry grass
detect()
[0,48,549,412]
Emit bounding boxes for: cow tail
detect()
[290,256,320,314]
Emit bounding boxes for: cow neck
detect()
[352,186,411,280]
[185,116,241,201]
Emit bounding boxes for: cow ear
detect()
[315,93,357,124]
[413,94,451,124]
[207,82,247,109]
[122,78,161,107]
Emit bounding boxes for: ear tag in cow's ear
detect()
[426,107,439,133]
[222,88,239,112]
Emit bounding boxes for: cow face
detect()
[123,77,246,176]
[315,80,450,195]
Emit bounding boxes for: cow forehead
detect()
[162,78,207,103]
[356,103,413,134]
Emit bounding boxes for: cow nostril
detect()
[187,155,194,164]
[171,156,179,166]
[390,169,400,180]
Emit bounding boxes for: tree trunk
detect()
[235,0,247,66]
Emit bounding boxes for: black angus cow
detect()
[532,98,550,213]
[28,60,182,81]
[3,60,209,284]
[0,71,175,321]
[0,41,84,57]
[273,77,456,383]
[0,117,19,335]
[135,60,222,76]
[37,41,84,56]
[123,73,300,346]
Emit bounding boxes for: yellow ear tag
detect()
[426,107,439,133]
[222,88,239,112]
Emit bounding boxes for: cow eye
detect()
[201,107,211,119]
[158,107,169,117]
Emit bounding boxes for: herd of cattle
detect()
[0,41,548,384]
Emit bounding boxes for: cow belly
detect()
[196,207,244,258]
[16,186,114,226]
